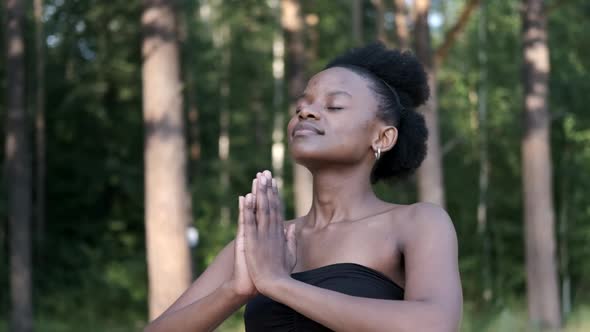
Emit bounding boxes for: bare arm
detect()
[259,203,463,332]
[144,240,252,332]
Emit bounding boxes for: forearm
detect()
[264,278,456,332]
[144,282,251,332]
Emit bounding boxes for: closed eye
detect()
[326,107,343,110]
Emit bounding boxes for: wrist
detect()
[257,275,293,298]
[222,280,257,303]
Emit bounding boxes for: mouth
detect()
[292,122,324,137]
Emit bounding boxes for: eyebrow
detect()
[297,90,352,100]
[327,90,352,98]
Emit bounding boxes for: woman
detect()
[144,42,462,332]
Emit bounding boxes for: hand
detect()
[227,178,261,299]
[243,171,297,294]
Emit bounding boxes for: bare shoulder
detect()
[397,202,457,248]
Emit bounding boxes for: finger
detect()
[264,171,277,229]
[256,173,270,232]
[262,171,279,233]
[251,176,258,201]
[243,194,257,240]
[287,224,297,247]
[236,196,246,254]
[287,224,297,266]
[262,170,272,180]
[271,178,285,220]
[238,196,244,237]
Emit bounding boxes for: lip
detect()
[292,122,324,137]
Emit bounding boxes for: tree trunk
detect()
[372,0,388,46]
[476,1,492,302]
[142,0,193,320]
[352,0,363,45]
[414,0,445,207]
[282,0,312,217]
[392,0,409,50]
[5,0,34,331]
[305,11,319,67]
[34,0,46,247]
[558,151,571,317]
[213,23,231,227]
[434,0,480,65]
[521,0,561,328]
[271,0,286,193]
[183,7,201,170]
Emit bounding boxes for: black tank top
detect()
[243,262,404,331]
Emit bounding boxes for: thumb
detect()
[237,196,245,238]
[287,223,297,252]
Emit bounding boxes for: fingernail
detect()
[261,176,267,185]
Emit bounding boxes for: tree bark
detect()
[212,24,231,227]
[34,0,46,247]
[413,0,480,207]
[521,0,561,328]
[414,0,445,207]
[392,0,409,50]
[5,0,34,331]
[142,0,193,320]
[434,0,480,66]
[372,0,388,46]
[271,0,286,194]
[476,1,492,302]
[282,0,312,217]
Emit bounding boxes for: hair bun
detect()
[324,42,430,108]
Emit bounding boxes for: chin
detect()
[291,148,353,172]
[289,145,325,168]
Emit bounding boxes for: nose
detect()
[298,104,320,120]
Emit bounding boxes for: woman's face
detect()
[287,67,382,167]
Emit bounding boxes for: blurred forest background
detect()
[1,0,590,331]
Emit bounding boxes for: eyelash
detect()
[294,106,343,114]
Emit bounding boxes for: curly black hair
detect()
[324,42,430,183]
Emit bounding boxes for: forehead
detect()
[306,67,373,96]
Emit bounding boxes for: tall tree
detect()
[213,22,231,227]
[271,0,286,192]
[476,1,492,302]
[414,0,480,207]
[141,0,193,320]
[521,0,561,328]
[5,0,34,331]
[282,0,312,217]
[372,0,388,46]
[414,0,445,207]
[352,0,363,45]
[34,0,45,245]
[392,0,409,50]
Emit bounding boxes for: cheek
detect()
[335,118,373,142]
[286,117,297,136]
[327,120,373,154]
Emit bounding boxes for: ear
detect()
[372,125,398,153]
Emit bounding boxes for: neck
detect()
[303,164,382,229]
